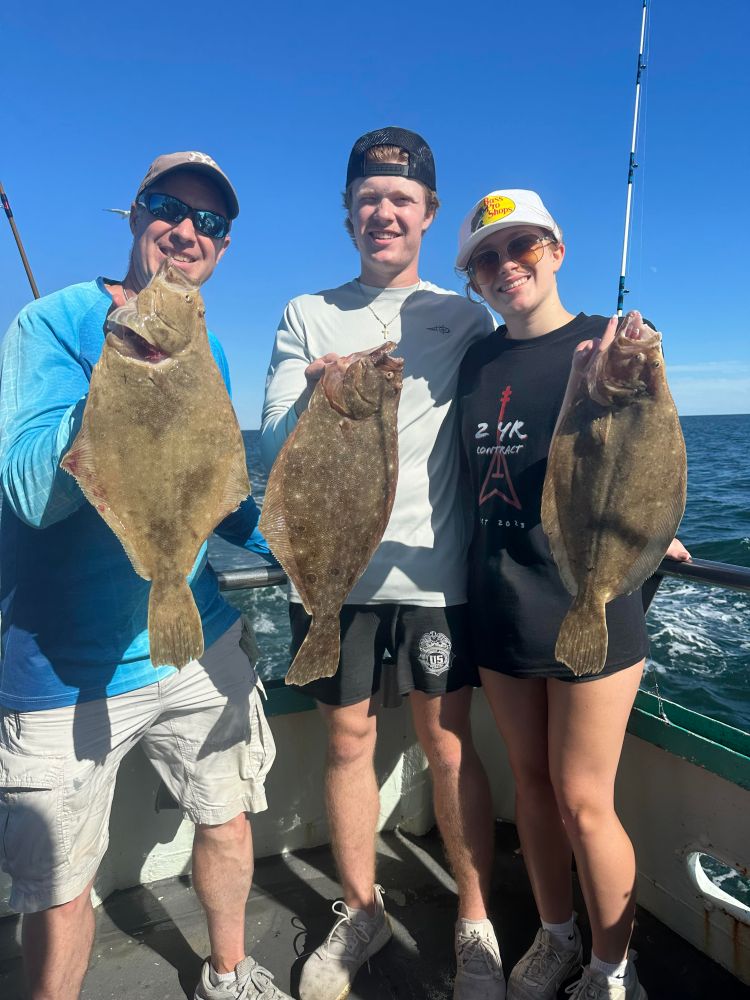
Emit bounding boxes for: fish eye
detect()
[385,372,394,379]
[185,295,193,303]
[652,360,661,368]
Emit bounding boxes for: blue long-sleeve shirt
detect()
[0,278,269,711]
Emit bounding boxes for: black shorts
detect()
[288,602,478,706]
[471,589,649,683]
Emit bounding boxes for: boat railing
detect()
[215,556,750,784]
[215,555,750,596]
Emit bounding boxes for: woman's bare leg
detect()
[479,670,573,923]
[547,662,644,962]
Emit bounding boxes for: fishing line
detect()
[617,0,649,316]
[0,180,40,299]
[635,0,652,306]
[623,3,671,723]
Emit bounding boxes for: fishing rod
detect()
[617,0,649,316]
[1,180,40,299]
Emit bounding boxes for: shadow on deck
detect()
[0,822,744,999]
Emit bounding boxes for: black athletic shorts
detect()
[288,602,479,706]
[471,588,649,683]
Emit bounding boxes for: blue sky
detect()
[2,0,748,424]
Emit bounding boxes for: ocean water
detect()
[209,415,750,733]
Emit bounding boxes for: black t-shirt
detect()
[457,312,648,680]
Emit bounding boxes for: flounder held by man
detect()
[541,311,687,676]
[260,343,403,686]
[61,261,251,668]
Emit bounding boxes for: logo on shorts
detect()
[417,631,453,676]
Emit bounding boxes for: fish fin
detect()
[285,615,340,686]
[99,508,150,580]
[541,463,578,596]
[219,450,252,516]
[148,576,204,668]
[614,481,688,597]
[555,594,608,676]
[61,426,150,579]
[591,412,611,446]
[258,466,308,604]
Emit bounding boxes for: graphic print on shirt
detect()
[417,631,453,676]
[477,385,525,509]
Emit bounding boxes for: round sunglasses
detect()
[467,233,557,285]
[136,192,230,239]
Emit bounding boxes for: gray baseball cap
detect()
[135,151,240,219]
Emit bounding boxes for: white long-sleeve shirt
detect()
[261,279,494,606]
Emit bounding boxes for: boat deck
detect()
[0,822,744,999]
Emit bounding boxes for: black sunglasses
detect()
[467,234,556,285]
[136,192,230,239]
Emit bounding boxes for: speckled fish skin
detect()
[61,261,251,669]
[541,310,687,676]
[260,342,403,686]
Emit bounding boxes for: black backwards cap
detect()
[345,127,436,192]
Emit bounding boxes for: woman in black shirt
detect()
[455,189,687,1000]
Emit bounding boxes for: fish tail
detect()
[148,576,204,669]
[285,615,341,687]
[555,595,608,676]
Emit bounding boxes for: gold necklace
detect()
[357,280,418,340]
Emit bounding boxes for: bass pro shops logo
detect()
[417,631,453,676]
[470,194,516,233]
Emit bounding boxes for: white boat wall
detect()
[2,675,748,985]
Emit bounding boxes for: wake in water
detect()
[645,536,750,731]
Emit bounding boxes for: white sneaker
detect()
[298,885,392,1000]
[507,925,582,999]
[454,918,506,999]
[194,955,293,999]
[564,954,647,1000]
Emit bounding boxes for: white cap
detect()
[456,189,561,269]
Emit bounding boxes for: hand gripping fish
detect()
[61,261,251,668]
[541,311,687,675]
[260,343,403,686]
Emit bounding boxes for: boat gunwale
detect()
[217,556,750,787]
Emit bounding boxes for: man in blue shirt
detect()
[0,152,292,1000]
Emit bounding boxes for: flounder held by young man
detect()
[541,311,687,676]
[260,343,403,686]
[61,261,251,668]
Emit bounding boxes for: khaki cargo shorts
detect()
[0,617,275,914]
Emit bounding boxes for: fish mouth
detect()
[323,341,404,413]
[354,342,404,406]
[104,262,194,365]
[614,310,661,350]
[588,312,662,404]
[369,341,405,373]
[106,324,172,364]
[338,341,405,373]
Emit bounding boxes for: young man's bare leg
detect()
[22,879,96,1000]
[318,697,380,913]
[410,687,494,919]
[480,671,574,923]
[298,697,388,1000]
[547,663,644,962]
[411,687,504,998]
[192,812,253,973]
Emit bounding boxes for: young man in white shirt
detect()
[261,127,504,1000]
